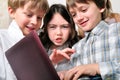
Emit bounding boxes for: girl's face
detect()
[9,1,45,36]
[47,13,71,47]
[69,1,105,32]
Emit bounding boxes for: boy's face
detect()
[9,1,45,36]
[69,1,104,32]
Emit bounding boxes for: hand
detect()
[64,64,100,80]
[57,71,67,80]
[50,48,75,64]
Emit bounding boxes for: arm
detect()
[64,60,120,80]
[0,38,6,80]
[0,36,17,80]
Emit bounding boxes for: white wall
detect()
[47,0,66,7]
[0,0,10,29]
[110,0,120,13]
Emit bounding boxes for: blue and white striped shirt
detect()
[71,21,120,80]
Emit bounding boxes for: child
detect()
[39,4,80,72]
[0,0,49,80]
[52,0,120,80]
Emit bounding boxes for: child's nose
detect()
[76,12,84,21]
[31,17,37,25]
[56,28,62,35]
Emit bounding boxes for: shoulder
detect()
[108,22,120,29]
[109,22,120,25]
[108,22,120,36]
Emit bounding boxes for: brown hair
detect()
[66,0,112,20]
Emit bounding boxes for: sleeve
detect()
[99,60,120,79]
[0,35,17,80]
[99,23,120,80]
[0,38,6,80]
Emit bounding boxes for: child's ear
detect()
[100,8,105,13]
[8,6,15,19]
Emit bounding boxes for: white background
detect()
[110,0,120,13]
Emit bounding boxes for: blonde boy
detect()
[0,0,49,80]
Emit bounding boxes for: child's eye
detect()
[71,12,76,17]
[27,14,32,17]
[62,25,69,28]
[81,8,87,12]
[49,26,56,28]
[37,17,42,21]
[48,25,56,30]
[82,9,87,12]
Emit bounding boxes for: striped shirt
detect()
[71,21,120,80]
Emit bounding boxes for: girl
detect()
[39,4,80,71]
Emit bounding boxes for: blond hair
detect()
[8,0,49,12]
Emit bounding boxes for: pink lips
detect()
[55,38,62,43]
[26,26,35,30]
[80,20,88,27]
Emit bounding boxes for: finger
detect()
[59,52,70,60]
[57,50,70,59]
[64,66,82,80]
[64,69,76,80]
[58,71,67,80]
[58,72,64,80]
[63,48,75,54]
[49,49,59,64]
[73,71,82,80]
[60,48,75,59]
[49,49,57,63]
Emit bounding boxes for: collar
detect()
[8,20,24,42]
[85,21,109,36]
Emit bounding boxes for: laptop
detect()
[5,30,60,80]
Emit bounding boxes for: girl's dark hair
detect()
[66,0,112,20]
[39,4,79,49]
